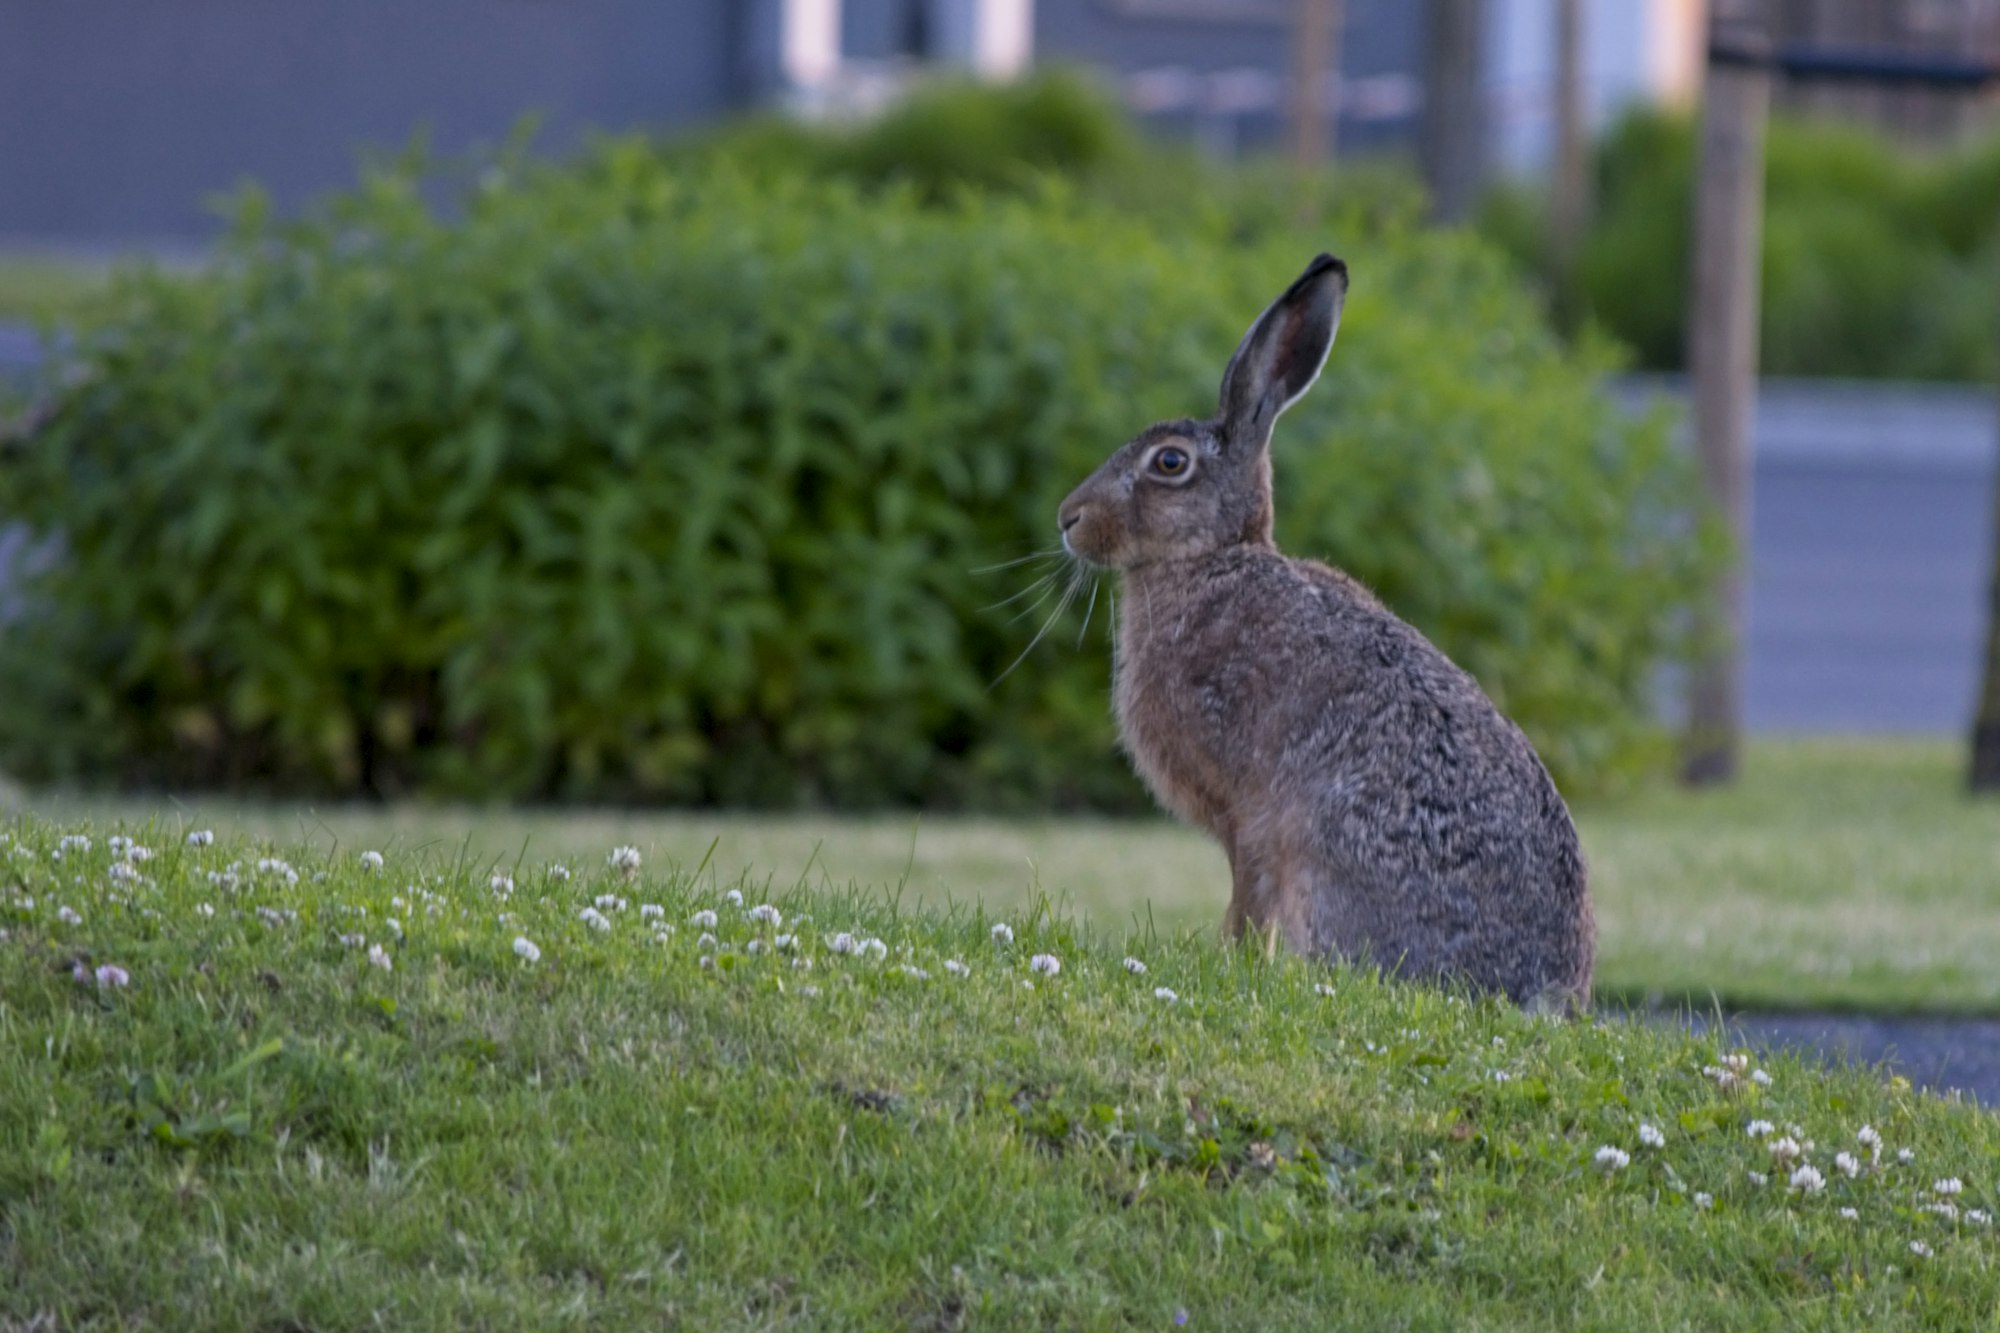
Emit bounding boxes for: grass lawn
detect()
[0,253,111,324]
[2,814,1997,1329]
[18,739,2000,1015]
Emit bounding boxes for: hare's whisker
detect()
[1005,577,1066,625]
[970,548,1062,575]
[989,569,1083,689]
[1075,575,1101,648]
[982,571,1058,614]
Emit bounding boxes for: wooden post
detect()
[1967,284,2000,790]
[1288,0,1344,168]
[1682,33,1771,787]
[1420,0,1488,224]
[1550,0,1590,276]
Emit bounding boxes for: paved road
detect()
[1646,1009,2000,1109]
[1620,377,1992,735]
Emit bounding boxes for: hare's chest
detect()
[1112,634,1244,836]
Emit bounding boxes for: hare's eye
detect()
[1151,447,1190,478]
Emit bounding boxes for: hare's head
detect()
[1058,254,1346,569]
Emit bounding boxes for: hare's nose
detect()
[1058,501,1083,533]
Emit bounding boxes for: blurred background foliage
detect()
[1480,105,2000,381]
[0,74,1716,809]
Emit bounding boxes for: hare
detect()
[1057,255,1593,1009]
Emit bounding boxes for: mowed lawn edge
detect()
[17,739,2000,1015]
[2,816,1998,1330]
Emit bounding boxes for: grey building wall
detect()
[0,0,742,246]
[1036,1,1425,156]
[0,0,1428,250]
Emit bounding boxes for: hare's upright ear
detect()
[1217,253,1347,450]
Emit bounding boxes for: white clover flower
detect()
[690,909,718,930]
[860,938,888,961]
[1122,957,1147,975]
[338,932,367,948]
[698,955,715,970]
[1789,1164,1825,1194]
[1969,1210,1992,1226]
[1721,1053,1750,1075]
[1029,953,1061,977]
[1750,1068,1773,1087]
[579,907,611,932]
[1935,1178,1964,1196]
[899,964,930,981]
[640,904,664,920]
[1768,1137,1802,1165]
[697,931,718,949]
[1746,1120,1774,1138]
[56,905,81,926]
[1898,1148,1916,1164]
[609,846,641,874]
[367,944,392,972]
[990,922,1014,945]
[944,959,970,977]
[93,964,130,988]
[1154,987,1179,1003]
[748,904,781,927]
[1702,1065,1742,1091]
[724,889,744,907]
[1593,1146,1629,1172]
[746,939,766,955]
[108,862,139,884]
[593,894,625,912]
[791,957,813,971]
[1835,1151,1860,1178]
[829,932,859,955]
[1910,1240,1932,1258]
[1491,1070,1513,1083]
[1839,1207,1859,1221]
[547,863,572,882]
[109,836,131,854]
[513,936,541,963]
[386,917,403,938]
[798,983,820,997]
[1857,1124,1882,1149]
[187,829,215,847]
[60,835,90,853]
[1924,1202,1959,1221]
[490,873,515,896]
[1315,983,1337,997]
[196,903,215,918]
[1638,1123,1665,1149]
[774,933,795,951]
[125,844,151,863]
[1748,1171,1769,1187]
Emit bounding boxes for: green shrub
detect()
[672,69,1141,200]
[679,68,1430,243]
[0,142,1713,807]
[1481,108,2000,380]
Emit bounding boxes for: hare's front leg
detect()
[1222,839,1252,942]
[1223,833,1314,956]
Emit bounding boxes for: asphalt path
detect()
[1645,1009,2000,1109]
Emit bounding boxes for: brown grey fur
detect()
[1056,254,1593,1008]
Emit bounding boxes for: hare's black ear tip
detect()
[1307,253,1348,286]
